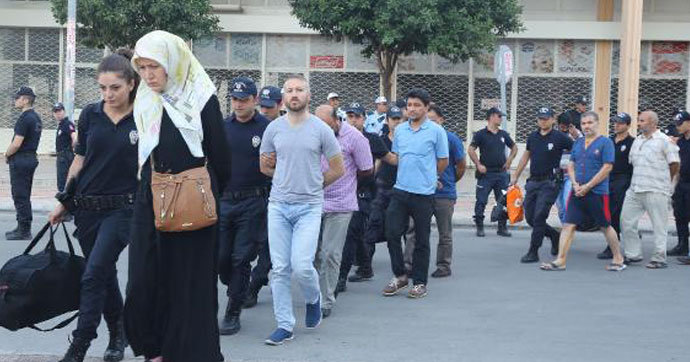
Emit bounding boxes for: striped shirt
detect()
[629,130,680,196]
[321,122,374,212]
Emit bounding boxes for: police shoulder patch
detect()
[252,135,261,148]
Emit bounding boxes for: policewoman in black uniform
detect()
[597,112,634,260]
[467,107,517,237]
[124,31,230,362]
[48,50,139,362]
[670,111,690,260]
[217,76,271,335]
[52,102,77,192]
[5,86,42,240]
[512,107,573,263]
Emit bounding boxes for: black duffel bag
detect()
[0,222,85,331]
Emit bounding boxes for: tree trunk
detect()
[376,49,398,103]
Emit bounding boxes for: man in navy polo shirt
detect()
[218,77,272,335]
[468,107,517,237]
[382,88,448,299]
[259,85,283,121]
[671,111,690,263]
[512,107,573,263]
[540,111,626,271]
[5,86,42,240]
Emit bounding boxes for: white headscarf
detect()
[131,30,216,167]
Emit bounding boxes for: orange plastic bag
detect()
[506,185,524,224]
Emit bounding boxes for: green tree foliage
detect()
[289,0,523,100]
[51,0,221,50]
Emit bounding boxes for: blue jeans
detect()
[556,177,572,223]
[267,201,323,332]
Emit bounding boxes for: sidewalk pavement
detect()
[0,156,675,233]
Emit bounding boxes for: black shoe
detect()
[6,223,31,241]
[348,269,373,282]
[668,244,689,257]
[58,337,91,362]
[597,246,613,260]
[476,223,485,237]
[430,268,451,278]
[497,223,511,237]
[321,308,332,318]
[219,313,241,336]
[243,286,260,309]
[334,278,347,297]
[624,256,643,265]
[677,256,690,265]
[103,319,127,362]
[520,250,539,263]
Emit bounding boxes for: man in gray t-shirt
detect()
[259,74,343,345]
[261,114,341,204]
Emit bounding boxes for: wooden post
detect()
[618,0,644,134]
[594,0,614,135]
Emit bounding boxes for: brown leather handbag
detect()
[150,165,217,232]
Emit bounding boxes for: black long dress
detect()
[124,95,230,362]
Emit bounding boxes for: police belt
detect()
[74,194,135,211]
[13,150,37,157]
[223,186,270,201]
[56,149,74,155]
[528,174,555,182]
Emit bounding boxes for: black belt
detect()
[528,174,554,182]
[57,149,73,155]
[13,151,37,156]
[223,187,270,201]
[74,194,135,211]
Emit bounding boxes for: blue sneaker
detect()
[265,328,294,346]
[305,295,322,329]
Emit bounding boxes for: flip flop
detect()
[605,263,627,272]
[645,261,668,269]
[540,262,566,271]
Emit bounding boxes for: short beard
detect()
[287,101,307,113]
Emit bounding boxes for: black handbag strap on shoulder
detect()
[20,222,80,332]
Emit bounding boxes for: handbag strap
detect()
[22,222,52,255]
[27,311,79,332]
[61,222,77,256]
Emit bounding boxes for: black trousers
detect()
[339,196,372,280]
[56,150,74,192]
[524,180,560,250]
[474,171,509,223]
[73,207,131,341]
[9,152,38,223]
[249,232,271,290]
[386,189,433,285]
[673,182,690,243]
[609,175,631,238]
[218,195,268,314]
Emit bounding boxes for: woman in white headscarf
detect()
[123,30,230,362]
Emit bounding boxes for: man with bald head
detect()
[621,110,680,269]
[314,104,373,318]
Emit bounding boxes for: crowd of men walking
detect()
[3,30,690,361]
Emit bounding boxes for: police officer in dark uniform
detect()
[562,95,588,131]
[5,86,42,240]
[670,111,690,261]
[217,77,271,335]
[467,107,517,237]
[597,112,634,259]
[48,50,138,362]
[258,85,283,121]
[511,107,573,263]
[336,102,393,292]
[53,102,77,192]
[663,108,683,140]
[243,85,281,310]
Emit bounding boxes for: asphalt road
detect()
[0,212,687,362]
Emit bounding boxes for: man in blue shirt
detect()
[540,111,626,272]
[428,104,466,277]
[382,88,448,299]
